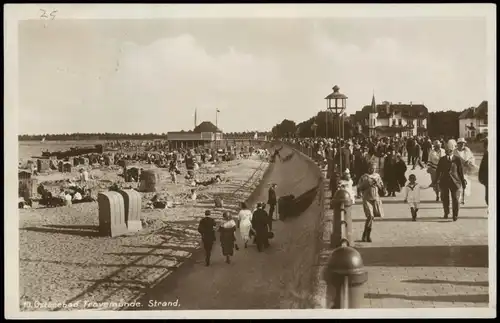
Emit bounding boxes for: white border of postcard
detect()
[4,3,496,319]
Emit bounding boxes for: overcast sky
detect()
[18,17,488,134]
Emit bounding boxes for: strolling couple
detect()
[197,210,239,266]
[238,202,271,252]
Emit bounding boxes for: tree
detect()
[428,111,460,139]
[271,119,297,138]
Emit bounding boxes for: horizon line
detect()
[18,131,272,136]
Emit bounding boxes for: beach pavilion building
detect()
[167,121,223,149]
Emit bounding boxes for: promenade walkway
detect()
[136,145,325,310]
[351,165,490,308]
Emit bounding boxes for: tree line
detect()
[271,111,462,139]
[18,111,463,141]
[271,111,355,139]
[18,131,271,141]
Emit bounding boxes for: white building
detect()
[167,121,223,149]
[353,94,428,137]
[458,100,488,140]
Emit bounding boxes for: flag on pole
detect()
[216,109,220,112]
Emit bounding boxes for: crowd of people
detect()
[192,133,487,263]
[280,134,488,242]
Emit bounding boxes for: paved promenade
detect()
[351,165,490,308]
[136,146,325,310]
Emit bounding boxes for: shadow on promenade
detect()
[352,216,488,223]
[21,224,101,237]
[357,245,488,268]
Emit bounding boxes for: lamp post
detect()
[325,85,348,173]
[311,122,318,138]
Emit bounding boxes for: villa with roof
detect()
[351,94,429,138]
[458,100,488,140]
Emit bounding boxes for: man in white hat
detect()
[432,139,467,221]
[454,137,476,204]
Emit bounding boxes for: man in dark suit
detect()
[197,210,217,266]
[267,184,278,226]
[478,138,488,206]
[432,140,467,221]
[252,203,270,252]
[406,137,415,165]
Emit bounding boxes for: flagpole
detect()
[215,109,219,150]
[216,109,218,129]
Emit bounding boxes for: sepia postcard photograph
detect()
[4,3,496,319]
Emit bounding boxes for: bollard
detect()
[323,245,368,308]
[330,188,352,248]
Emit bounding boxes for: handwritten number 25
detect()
[40,9,57,20]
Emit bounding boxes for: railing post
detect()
[323,244,368,309]
[323,188,367,309]
[330,189,352,249]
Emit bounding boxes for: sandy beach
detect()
[19,153,269,312]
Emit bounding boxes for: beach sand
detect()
[19,155,268,311]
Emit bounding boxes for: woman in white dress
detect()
[454,138,477,204]
[237,202,253,248]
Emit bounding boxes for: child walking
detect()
[403,174,430,221]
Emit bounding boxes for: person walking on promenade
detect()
[272,148,281,163]
[432,139,467,222]
[358,165,386,242]
[412,139,425,170]
[218,212,238,264]
[352,144,364,186]
[383,148,399,197]
[267,183,278,224]
[427,140,446,201]
[422,138,432,164]
[339,141,353,174]
[237,202,253,248]
[403,174,431,221]
[478,138,488,206]
[406,137,415,165]
[369,147,385,179]
[251,203,271,252]
[355,148,371,198]
[454,138,477,205]
[198,210,217,266]
[394,153,408,191]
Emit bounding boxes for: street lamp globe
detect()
[325,85,348,117]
